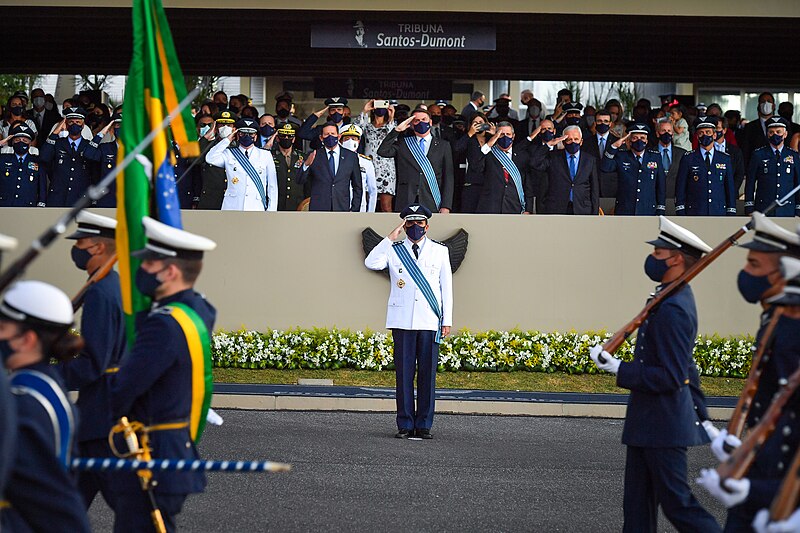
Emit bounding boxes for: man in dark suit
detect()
[26,88,60,147]
[590,217,721,533]
[741,91,775,169]
[531,125,599,215]
[377,108,454,214]
[654,118,687,201]
[468,121,531,214]
[296,122,362,211]
[710,116,746,196]
[460,91,485,123]
[582,109,620,198]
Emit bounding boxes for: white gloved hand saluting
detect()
[696,468,750,508]
[711,428,742,462]
[590,344,621,375]
[753,507,800,533]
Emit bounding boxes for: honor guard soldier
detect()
[675,119,737,216]
[745,117,800,218]
[271,122,308,211]
[298,97,349,151]
[206,117,278,211]
[58,211,126,510]
[339,123,378,212]
[365,204,453,439]
[198,109,236,210]
[601,123,667,215]
[590,216,722,533]
[698,213,800,532]
[0,281,91,532]
[108,216,216,532]
[0,234,16,511]
[0,123,47,207]
[40,108,99,207]
[83,112,122,208]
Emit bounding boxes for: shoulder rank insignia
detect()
[358,153,372,161]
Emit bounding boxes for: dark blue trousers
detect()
[623,446,721,533]
[392,329,438,431]
[78,438,117,510]
[113,491,186,533]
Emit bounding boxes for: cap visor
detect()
[766,293,800,306]
[646,238,680,250]
[131,248,166,260]
[65,230,95,240]
[405,215,428,221]
[740,240,783,253]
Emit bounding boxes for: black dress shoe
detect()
[395,429,412,439]
[416,429,433,439]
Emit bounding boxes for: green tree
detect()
[184,75,220,108]
[614,82,640,119]
[562,81,583,106]
[0,74,43,105]
[78,74,110,92]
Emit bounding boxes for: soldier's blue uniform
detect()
[675,147,737,216]
[0,151,47,207]
[173,141,201,209]
[601,145,666,215]
[745,145,800,217]
[0,239,15,506]
[39,133,98,207]
[83,133,118,208]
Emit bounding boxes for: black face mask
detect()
[278,137,294,149]
[431,115,442,125]
[442,115,454,126]
[276,108,290,119]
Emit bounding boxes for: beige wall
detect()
[1,210,792,336]
[4,0,799,17]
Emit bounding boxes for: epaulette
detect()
[646,148,659,154]
[686,149,697,155]
[149,307,173,317]
[392,240,404,246]
[358,153,372,161]
[430,239,447,247]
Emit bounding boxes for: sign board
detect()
[311,22,496,51]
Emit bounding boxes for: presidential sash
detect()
[10,370,75,469]
[229,147,268,210]
[166,303,213,443]
[491,146,526,212]
[392,242,443,343]
[404,136,441,209]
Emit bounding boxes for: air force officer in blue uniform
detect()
[591,216,721,533]
[0,123,47,207]
[365,204,452,439]
[745,117,800,218]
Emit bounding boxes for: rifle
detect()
[717,363,800,485]
[769,442,800,522]
[0,87,199,294]
[725,307,784,444]
[598,182,800,364]
[71,254,118,311]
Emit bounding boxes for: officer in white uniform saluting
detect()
[365,204,453,439]
[205,117,278,211]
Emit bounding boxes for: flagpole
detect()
[0,87,200,293]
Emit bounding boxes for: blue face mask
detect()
[541,131,555,142]
[769,133,784,147]
[737,269,774,303]
[496,136,513,149]
[135,266,164,298]
[322,135,339,148]
[373,108,388,117]
[238,134,254,147]
[68,123,83,136]
[199,125,211,137]
[564,141,580,154]
[71,245,92,271]
[12,141,29,155]
[0,339,14,363]
[595,123,610,134]
[329,112,343,123]
[698,134,714,147]
[659,132,673,145]
[565,116,581,126]
[715,130,725,141]
[405,223,426,241]
[259,125,275,138]
[644,254,671,282]
[414,121,431,135]
[631,139,647,152]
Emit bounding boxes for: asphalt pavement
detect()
[88,410,729,532]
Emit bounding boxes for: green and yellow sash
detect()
[166,303,212,443]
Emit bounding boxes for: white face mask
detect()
[340,139,359,152]
[218,125,232,138]
[33,97,45,109]
[44,101,54,111]
[759,102,774,116]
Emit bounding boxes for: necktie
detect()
[569,154,577,179]
[245,149,250,159]
[433,127,439,139]
[662,149,671,171]
[71,141,77,152]
[419,137,425,153]
[412,243,419,259]
[18,157,24,165]
[705,151,711,169]
[776,150,781,159]
[598,137,605,156]
[328,150,336,175]
[636,155,642,166]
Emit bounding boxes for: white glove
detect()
[206,408,224,426]
[702,420,720,441]
[711,429,742,462]
[696,468,750,508]
[590,344,621,374]
[754,508,800,533]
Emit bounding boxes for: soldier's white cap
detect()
[338,123,362,138]
[646,216,712,258]
[132,216,216,261]
[740,212,800,256]
[0,280,73,328]
[66,211,117,240]
[0,233,18,251]
[767,256,800,306]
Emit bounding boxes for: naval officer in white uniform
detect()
[205,117,278,211]
[365,204,453,439]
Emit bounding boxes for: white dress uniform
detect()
[353,155,377,212]
[365,236,453,331]
[205,139,278,211]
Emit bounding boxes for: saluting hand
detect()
[314,106,330,118]
[305,149,317,166]
[612,133,630,149]
[227,127,238,141]
[203,120,217,141]
[100,121,115,135]
[547,134,567,148]
[0,135,12,147]
[388,221,405,241]
[395,116,414,132]
[54,118,67,134]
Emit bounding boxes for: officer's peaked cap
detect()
[132,216,216,261]
[646,216,712,258]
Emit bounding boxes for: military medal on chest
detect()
[397,279,405,288]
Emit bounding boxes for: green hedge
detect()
[211,329,754,378]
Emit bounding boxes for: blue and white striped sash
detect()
[404,136,441,209]
[229,147,268,210]
[491,146,525,212]
[393,242,443,343]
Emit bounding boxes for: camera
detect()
[477,123,491,132]
[373,100,390,109]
